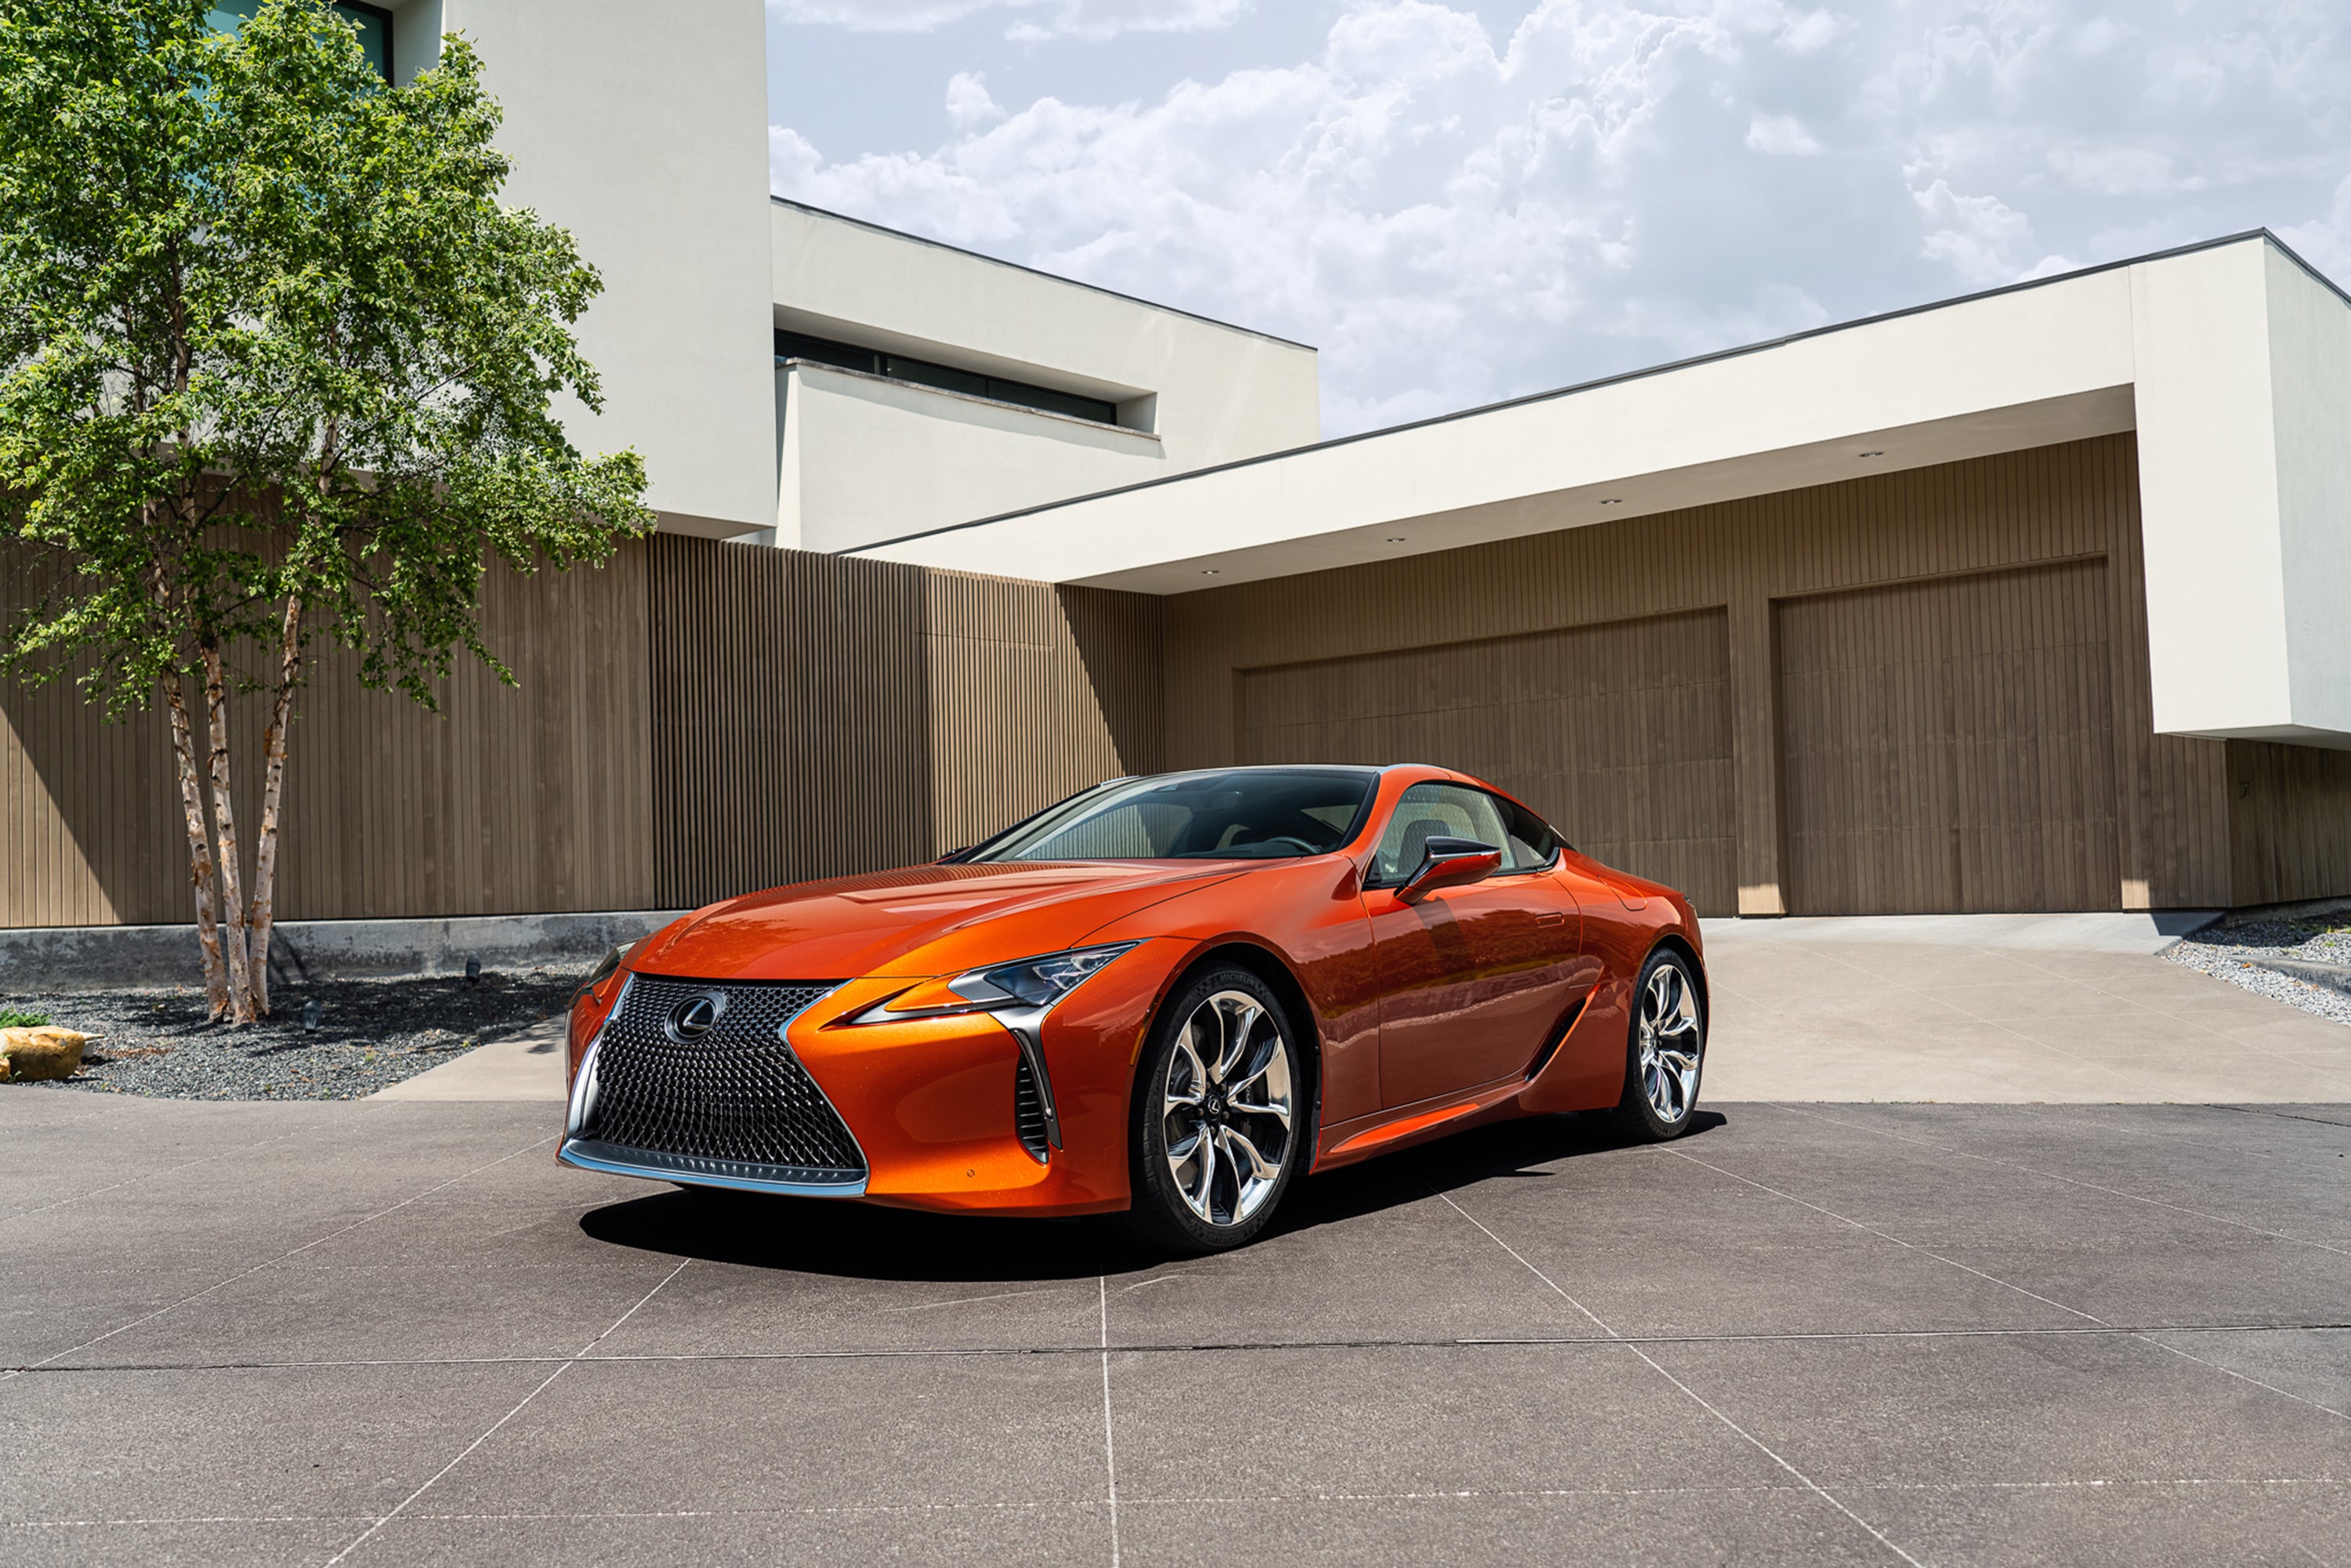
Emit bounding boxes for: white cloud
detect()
[944,71,1003,129]
[772,1,2351,435]
[1745,113,1821,154]
[768,0,1248,42]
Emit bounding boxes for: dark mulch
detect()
[0,966,587,1100]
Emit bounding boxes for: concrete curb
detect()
[1,911,690,991]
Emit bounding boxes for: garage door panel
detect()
[1238,608,1736,915]
[1778,560,2117,915]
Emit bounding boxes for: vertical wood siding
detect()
[1237,607,1737,912]
[1162,434,2262,911]
[9,432,2344,926]
[646,537,1162,909]
[1777,559,2118,914]
[3,541,657,928]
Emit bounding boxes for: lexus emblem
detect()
[665,992,727,1042]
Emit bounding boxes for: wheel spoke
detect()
[1221,1125,1281,1184]
[1228,1093,1291,1129]
[1212,998,1262,1082]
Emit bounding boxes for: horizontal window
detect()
[208,2,393,81]
[775,330,1121,427]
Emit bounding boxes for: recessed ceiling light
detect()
[1200,568,1219,576]
[1859,450,1885,458]
[1385,536,1407,543]
[1599,498,1623,505]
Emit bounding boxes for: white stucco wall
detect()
[777,364,1172,554]
[2266,247,2351,741]
[393,0,777,537]
[770,201,1320,550]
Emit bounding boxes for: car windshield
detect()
[969,769,1380,863]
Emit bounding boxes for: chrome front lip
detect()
[559,976,870,1200]
[556,1136,869,1198]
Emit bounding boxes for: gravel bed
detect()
[2164,910,2351,1029]
[0,966,585,1100]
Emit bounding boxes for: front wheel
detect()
[1610,948,1706,1141]
[1123,967,1304,1255]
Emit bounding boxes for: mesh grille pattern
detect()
[580,977,864,1180]
[1012,1054,1050,1164]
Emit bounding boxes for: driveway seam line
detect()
[320,1256,694,1566]
[1665,1147,2351,1426]
[1431,1188,1926,1567]
[1766,1103,2351,1256]
[0,1132,558,1383]
[1098,1277,1121,1568]
[20,1320,2346,1376]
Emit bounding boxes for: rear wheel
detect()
[1123,967,1302,1255]
[1610,948,1706,1141]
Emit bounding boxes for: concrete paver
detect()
[4,1095,2346,1567]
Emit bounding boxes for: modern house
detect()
[3,0,2346,951]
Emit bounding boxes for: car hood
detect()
[629,860,1243,982]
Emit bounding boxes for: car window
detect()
[1371,782,1560,882]
[970,769,1379,862]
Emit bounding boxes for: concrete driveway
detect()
[6,914,2348,1566]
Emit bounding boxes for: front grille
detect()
[1012,1053,1050,1164]
[576,976,864,1184]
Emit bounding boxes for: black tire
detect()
[1609,947,1707,1142]
[1122,965,1307,1255]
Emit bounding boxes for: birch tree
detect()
[0,0,653,1023]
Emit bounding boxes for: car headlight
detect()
[852,942,1140,1023]
[572,942,634,1009]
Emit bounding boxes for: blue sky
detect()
[766,2,2351,436]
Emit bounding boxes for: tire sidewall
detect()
[1618,947,1706,1140]
[1127,965,1306,1254]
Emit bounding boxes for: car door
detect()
[1364,783,1583,1109]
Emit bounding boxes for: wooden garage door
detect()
[1238,608,1735,914]
[1777,559,2117,914]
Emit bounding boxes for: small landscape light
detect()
[1599,498,1623,505]
[302,1000,322,1033]
[465,957,482,986]
[1385,536,1407,543]
[1200,569,1219,576]
[1859,450,1885,458]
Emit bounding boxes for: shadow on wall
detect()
[646,535,1166,911]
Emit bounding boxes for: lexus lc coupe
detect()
[560,765,1708,1252]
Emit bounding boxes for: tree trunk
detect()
[246,598,303,1016]
[200,644,256,1025]
[164,675,230,1020]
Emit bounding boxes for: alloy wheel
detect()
[1635,961,1703,1124]
[1161,989,1295,1227]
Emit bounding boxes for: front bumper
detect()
[558,955,1174,1217]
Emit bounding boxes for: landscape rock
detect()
[1,1027,91,1081]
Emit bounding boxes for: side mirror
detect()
[1398,836,1502,900]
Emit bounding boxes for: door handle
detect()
[1535,911,1567,927]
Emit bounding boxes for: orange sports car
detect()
[560,764,1708,1252]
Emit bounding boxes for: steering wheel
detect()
[1259,835,1320,855]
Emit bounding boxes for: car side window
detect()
[1371,783,1562,883]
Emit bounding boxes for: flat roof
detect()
[770,196,1317,353]
[846,227,2340,557]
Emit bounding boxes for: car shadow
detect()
[577,1108,1730,1284]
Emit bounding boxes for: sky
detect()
[765,2,2351,438]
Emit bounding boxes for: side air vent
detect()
[1524,994,1588,1081]
[1012,1053,1051,1164]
